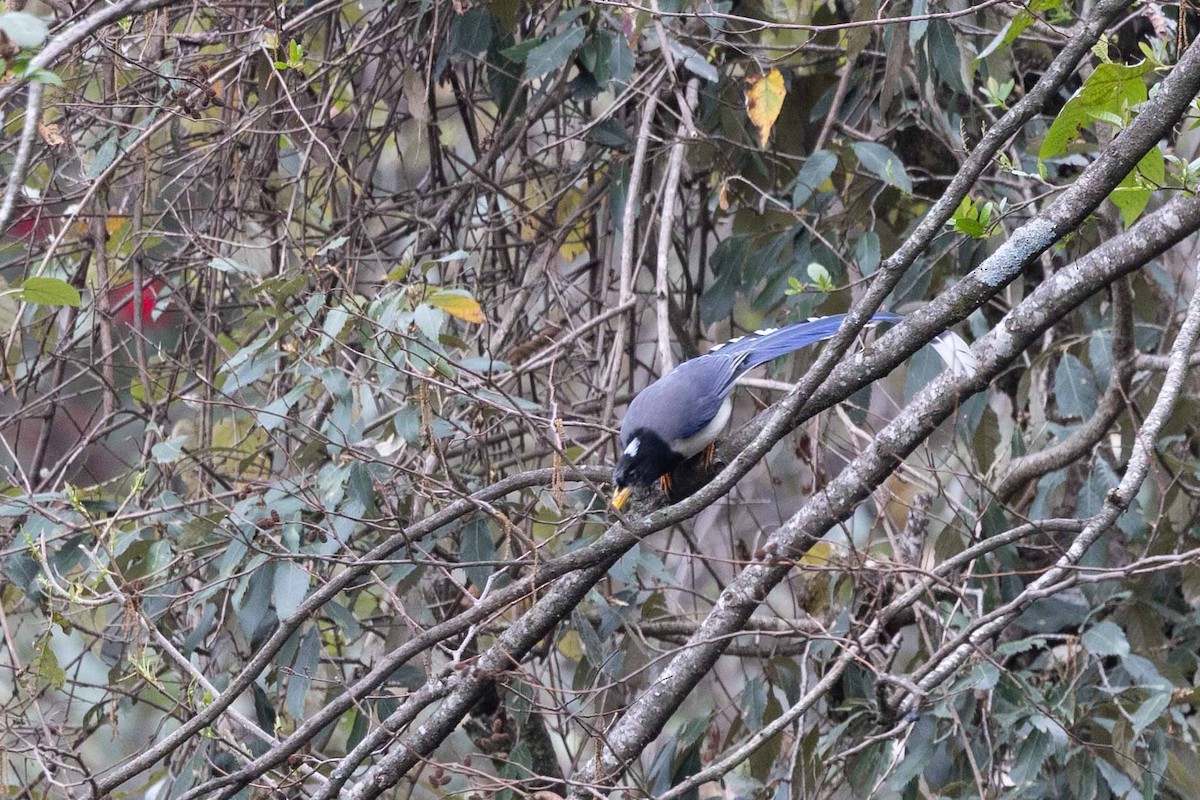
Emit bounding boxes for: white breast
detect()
[669,396,733,458]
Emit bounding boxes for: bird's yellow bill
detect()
[611,486,633,511]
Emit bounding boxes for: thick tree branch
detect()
[323,6,1177,794]
[655,0,1138,504]
[899,254,1200,714]
[93,464,610,795]
[580,188,1200,794]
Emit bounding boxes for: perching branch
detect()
[638,191,1200,800]
[578,118,1200,794]
[899,254,1200,714]
[308,5,1187,795]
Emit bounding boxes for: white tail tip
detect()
[931,331,978,378]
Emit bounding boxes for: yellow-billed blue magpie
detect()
[611,312,972,509]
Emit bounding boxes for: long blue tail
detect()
[710,312,903,370]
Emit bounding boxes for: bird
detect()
[610,312,973,510]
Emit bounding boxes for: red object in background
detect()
[108,278,182,347]
[108,278,179,334]
[3,208,55,243]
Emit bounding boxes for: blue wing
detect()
[621,352,746,444]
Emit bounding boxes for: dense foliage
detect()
[2,0,1200,798]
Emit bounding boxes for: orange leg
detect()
[659,472,673,495]
[703,442,716,469]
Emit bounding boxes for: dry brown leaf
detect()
[38,122,66,147]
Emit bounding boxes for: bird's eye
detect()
[623,438,640,458]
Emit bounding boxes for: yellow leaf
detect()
[799,540,836,567]
[209,417,271,485]
[555,185,589,260]
[745,68,786,149]
[557,630,583,660]
[519,180,548,241]
[428,290,485,324]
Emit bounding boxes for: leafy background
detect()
[1,0,1200,798]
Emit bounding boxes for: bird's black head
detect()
[611,429,682,510]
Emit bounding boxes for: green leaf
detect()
[31,637,65,689]
[325,599,362,640]
[1097,758,1135,796]
[23,65,63,86]
[1029,713,1069,749]
[586,117,631,149]
[852,141,913,194]
[1082,620,1130,657]
[806,262,830,286]
[0,12,49,49]
[682,50,719,83]
[886,715,937,790]
[1076,458,1119,519]
[285,628,320,719]
[926,19,967,95]
[1009,728,1051,786]
[1040,61,1153,162]
[475,389,542,413]
[151,435,189,464]
[977,10,1035,61]
[525,25,585,79]
[459,356,509,373]
[460,518,495,589]
[500,39,539,64]
[1054,354,1097,419]
[950,196,993,238]
[209,256,258,276]
[322,306,349,343]
[1087,108,1126,127]
[87,136,120,180]
[908,0,928,46]
[748,689,782,779]
[1090,330,1113,387]
[449,7,493,61]
[19,277,81,307]
[1110,145,1165,226]
[273,561,310,619]
[903,346,944,403]
[316,235,348,256]
[854,231,881,275]
[791,149,837,208]
[1130,691,1171,735]
[608,32,635,87]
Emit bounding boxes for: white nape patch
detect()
[931,331,979,378]
[623,438,640,458]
